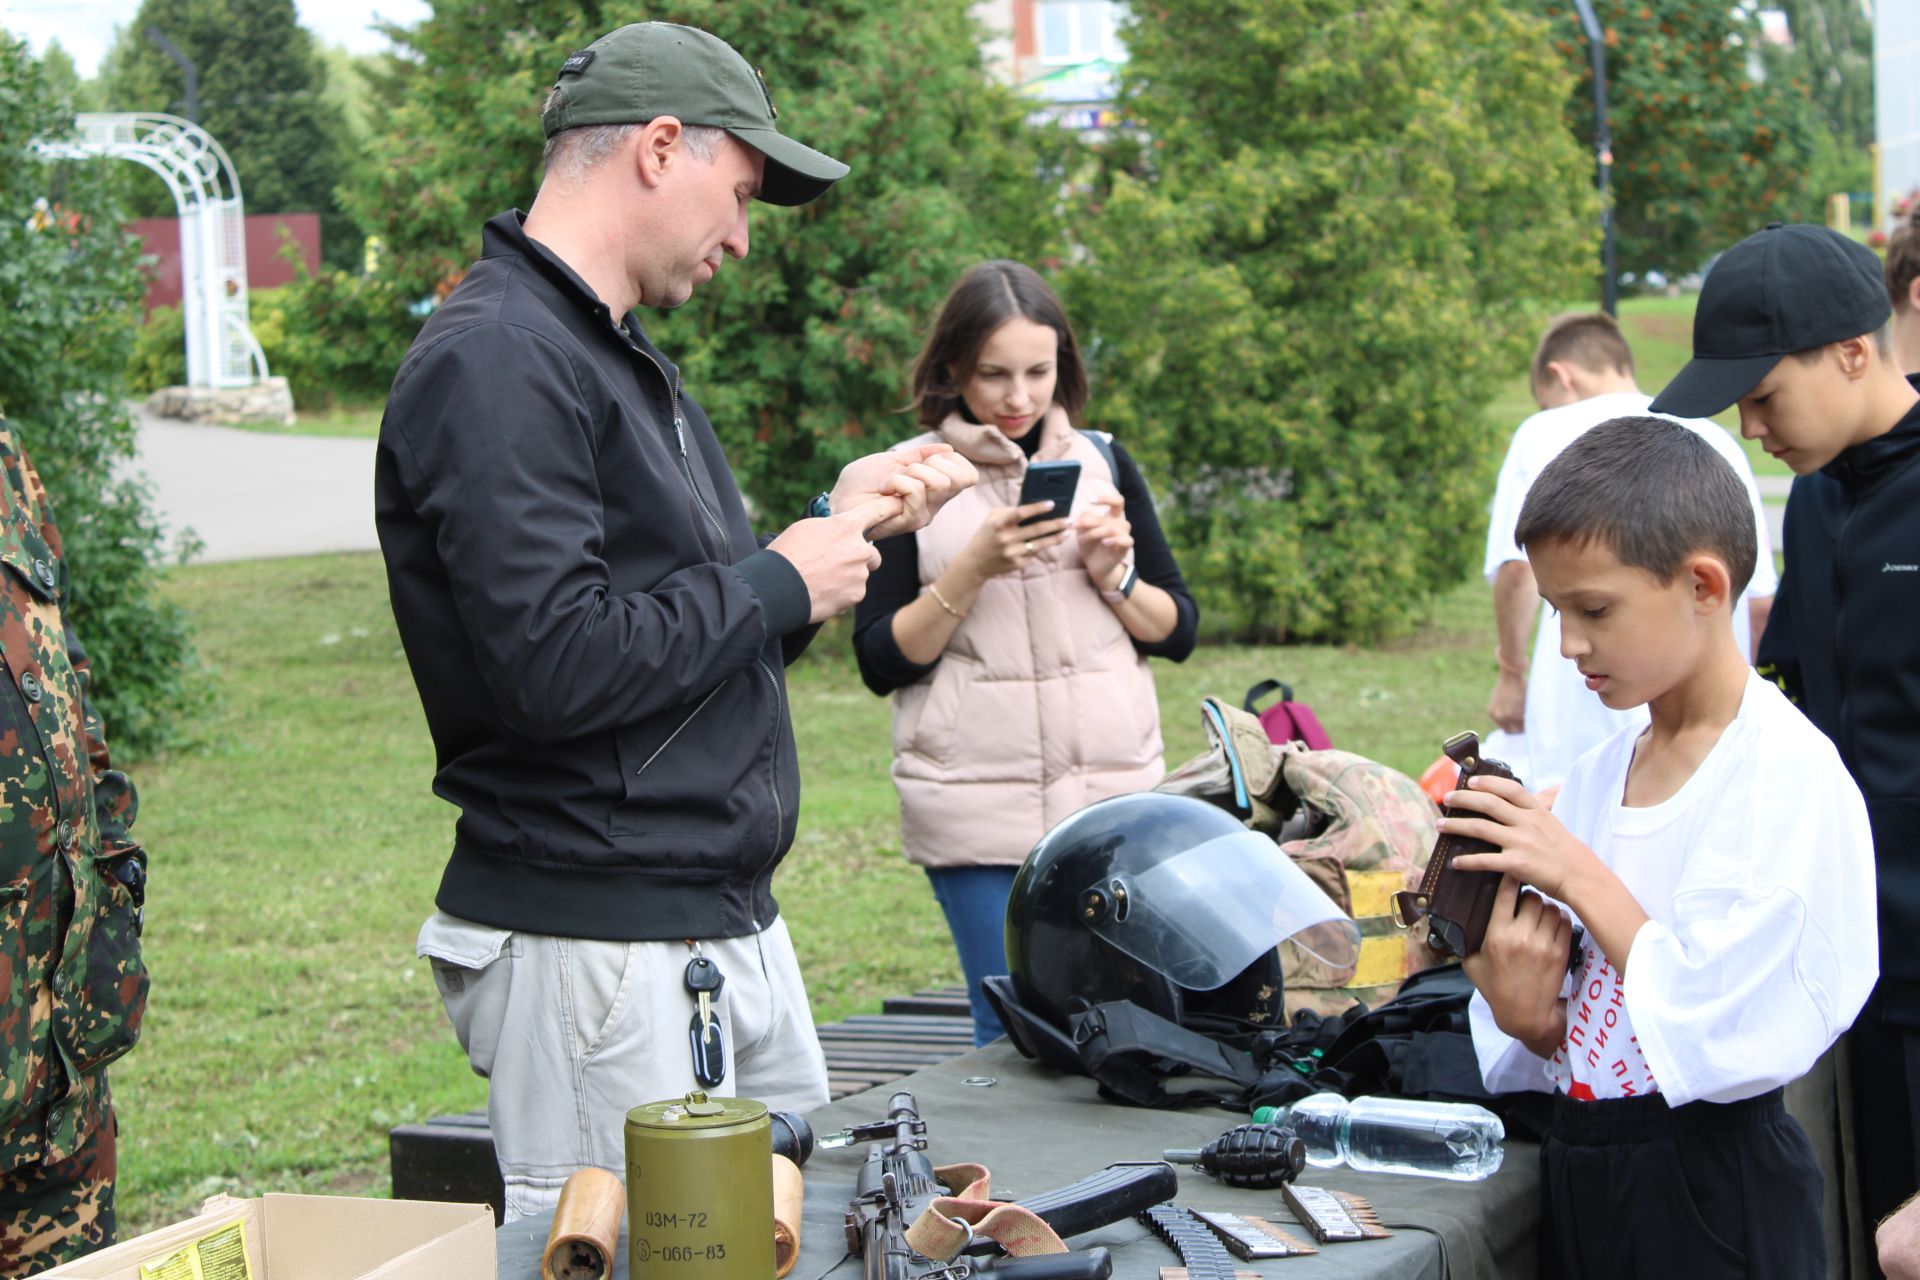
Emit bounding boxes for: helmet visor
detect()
[1083,830,1360,991]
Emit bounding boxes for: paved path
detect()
[130,405,378,564]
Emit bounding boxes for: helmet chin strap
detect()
[1065,1000,1264,1109]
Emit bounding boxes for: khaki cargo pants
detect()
[418,912,829,1223]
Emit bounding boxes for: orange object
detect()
[543,1168,624,1280]
[773,1154,804,1278]
[1416,755,1459,808]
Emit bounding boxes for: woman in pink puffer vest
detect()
[852,261,1199,1045]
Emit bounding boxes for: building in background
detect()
[127,212,320,316]
[975,0,1128,132]
[1880,1,1920,226]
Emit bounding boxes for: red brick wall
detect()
[126,212,322,314]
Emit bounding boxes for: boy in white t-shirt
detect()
[1483,312,1776,791]
[1453,416,1877,1278]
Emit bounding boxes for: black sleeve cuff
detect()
[854,604,941,695]
[1132,590,1198,661]
[734,548,811,638]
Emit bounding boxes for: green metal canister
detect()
[624,1090,774,1280]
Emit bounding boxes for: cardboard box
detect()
[42,1193,496,1279]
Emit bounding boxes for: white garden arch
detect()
[37,113,270,389]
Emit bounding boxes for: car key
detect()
[684,954,726,1087]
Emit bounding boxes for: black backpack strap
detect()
[1242,678,1295,713]
[1078,428,1119,481]
[1068,1001,1262,1109]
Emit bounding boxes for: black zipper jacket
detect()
[1756,380,1920,1020]
[376,211,815,941]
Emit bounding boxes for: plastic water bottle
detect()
[1252,1093,1505,1181]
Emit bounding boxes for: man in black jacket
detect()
[375,22,973,1221]
[1653,222,1920,1267]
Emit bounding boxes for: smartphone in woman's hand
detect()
[1017,460,1080,526]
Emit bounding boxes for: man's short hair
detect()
[539,87,725,179]
[1530,312,1636,388]
[1515,415,1756,596]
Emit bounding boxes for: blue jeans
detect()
[924,865,1019,1047]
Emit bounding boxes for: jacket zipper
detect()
[635,346,732,563]
[633,333,784,917]
[756,657,787,839]
[1832,486,1858,764]
[634,682,727,779]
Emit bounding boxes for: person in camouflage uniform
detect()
[0,417,148,1277]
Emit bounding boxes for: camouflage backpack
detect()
[1157,699,1441,1017]
[1269,743,1442,1015]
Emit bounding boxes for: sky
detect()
[0,0,432,76]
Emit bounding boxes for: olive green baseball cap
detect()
[541,22,848,207]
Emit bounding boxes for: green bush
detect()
[261,269,417,408]
[126,276,415,410]
[1,34,207,756]
[126,302,185,394]
[1060,0,1597,642]
[346,0,1067,517]
[1075,0,1597,640]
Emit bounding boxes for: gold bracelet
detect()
[928,583,968,619]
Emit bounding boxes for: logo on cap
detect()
[559,49,595,77]
[755,67,778,120]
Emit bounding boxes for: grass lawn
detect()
[221,398,385,439]
[111,551,1498,1232]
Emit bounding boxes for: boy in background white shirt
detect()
[1483,313,1777,791]
[1452,415,1877,1278]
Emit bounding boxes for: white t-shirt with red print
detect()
[1469,671,1878,1108]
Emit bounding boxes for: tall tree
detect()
[1760,0,1873,219]
[97,0,356,266]
[1768,0,1873,150]
[1058,0,1596,641]
[38,39,80,110]
[1533,0,1821,276]
[347,0,1067,518]
[0,33,205,753]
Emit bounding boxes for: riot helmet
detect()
[988,792,1361,1069]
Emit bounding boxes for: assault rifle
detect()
[836,1091,1177,1280]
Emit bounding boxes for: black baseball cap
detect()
[541,22,848,207]
[1650,223,1891,418]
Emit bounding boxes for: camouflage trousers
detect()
[0,1109,116,1278]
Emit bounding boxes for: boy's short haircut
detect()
[1530,312,1636,388]
[1515,415,1757,596]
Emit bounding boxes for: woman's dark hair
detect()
[908,261,1089,429]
